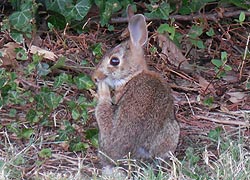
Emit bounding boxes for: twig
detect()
[194,115,249,127]
[111,10,250,23]
[239,32,250,80]
[184,94,195,115]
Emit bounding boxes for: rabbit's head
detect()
[92,12,148,89]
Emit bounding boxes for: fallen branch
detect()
[111,10,250,23]
[194,115,249,127]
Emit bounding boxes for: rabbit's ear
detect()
[128,14,148,47]
[127,4,134,20]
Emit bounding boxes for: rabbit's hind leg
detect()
[149,120,180,160]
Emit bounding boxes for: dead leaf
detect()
[0,42,20,67]
[30,45,57,61]
[198,76,216,95]
[157,34,193,73]
[227,91,247,103]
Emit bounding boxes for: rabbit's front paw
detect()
[97,81,111,102]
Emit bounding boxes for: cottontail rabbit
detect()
[92,7,180,166]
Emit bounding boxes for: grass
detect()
[1,127,249,179]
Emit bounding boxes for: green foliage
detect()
[211,51,232,78]
[157,24,175,40]
[203,96,214,107]
[188,25,205,49]
[85,128,99,147]
[57,121,90,152]
[38,148,52,158]
[206,28,215,37]
[145,1,171,20]
[235,12,245,25]
[2,0,38,43]
[179,0,216,15]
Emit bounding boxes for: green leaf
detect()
[26,109,39,123]
[246,79,250,90]
[211,59,223,68]
[38,148,52,158]
[51,56,66,70]
[46,0,73,15]
[184,147,200,167]
[91,43,103,58]
[203,96,214,107]
[189,25,204,38]
[14,155,25,165]
[224,64,232,71]
[157,24,175,40]
[221,51,227,61]
[10,32,24,43]
[190,39,205,49]
[208,127,222,142]
[47,12,66,30]
[86,128,99,147]
[99,0,122,26]
[145,2,171,20]
[37,63,51,77]
[9,108,17,117]
[57,121,75,141]
[239,11,245,22]
[54,73,69,88]
[74,74,94,90]
[45,92,62,110]
[70,142,89,152]
[66,0,92,21]
[15,48,28,61]
[225,0,250,9]
[206,28,215,37]
[20,128,34,139]
[72,108,80,120]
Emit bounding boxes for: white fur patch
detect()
[105,78,127,89]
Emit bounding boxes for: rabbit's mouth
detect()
[105,78,127,89]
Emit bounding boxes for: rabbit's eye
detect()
[110,57,120,66]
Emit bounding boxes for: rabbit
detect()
[92,7,180,166]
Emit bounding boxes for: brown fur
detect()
[92,13,180,166]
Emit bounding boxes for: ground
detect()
[0,2,250,179]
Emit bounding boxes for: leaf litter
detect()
[0,5,250,179]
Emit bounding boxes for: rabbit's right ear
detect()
[128,14,148,48]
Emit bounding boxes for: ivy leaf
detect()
[145,2,171,20]
[72,108,80,120]
[54,73,69,88]
[20,128,34,139]
[86,128,99,147]
[157,24,175,40]
[66,0,92,21]
[45,0,72,15]
[45,92,62,110]
[74,74,94,90]
[9,4,32,32]
[189,25,204,38]
[26,109,39,123]
[37,63,51,77]
[15,48,28,61]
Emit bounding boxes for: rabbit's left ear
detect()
[128,14,148,47]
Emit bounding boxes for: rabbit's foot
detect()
[101,165,127,180]
[97,81,111,102]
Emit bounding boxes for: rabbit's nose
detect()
[92,71,107,84]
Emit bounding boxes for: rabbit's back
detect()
[101,70,178,161]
